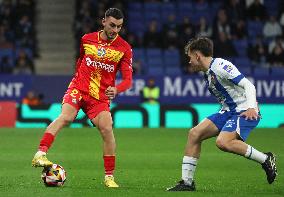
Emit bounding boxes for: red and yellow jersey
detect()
[70,31,133,101]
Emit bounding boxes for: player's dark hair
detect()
[105,8,124,20]
[184,37,213,57]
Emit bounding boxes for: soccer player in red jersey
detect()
[32,8,132,188]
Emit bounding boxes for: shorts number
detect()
[70,89,82,100]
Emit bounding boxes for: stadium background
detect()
[0,0,283,128]
[0,1,283,196]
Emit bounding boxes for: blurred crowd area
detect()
[1,0,284,77]
[0,0,36,74]
[74,0,284,76]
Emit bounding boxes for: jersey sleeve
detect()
[115,47,133,93]
[216,62,245,85]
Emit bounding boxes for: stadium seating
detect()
[233,39,248,57]
[0,49,15,65]
[147,66,164,76]
[164,49,180,67]
[271,67,284,76]
[0,0,37,73]
[71,0,284,77]
[165,66,182,75]
[247,21,264,38]
[234,57,251,68]
[253,67,270,77]
[238,67,252,76]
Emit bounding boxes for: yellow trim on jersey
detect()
[89,69,102,100]
[83,43,124,63]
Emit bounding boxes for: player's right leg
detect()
[92,110,119,188]
[167,118,220,191]
[216,115,277,184]
[32,103,79,167]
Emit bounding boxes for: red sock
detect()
[104,155,115,176]
[38,132,55,152]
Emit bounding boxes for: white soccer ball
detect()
[41,164,66,187]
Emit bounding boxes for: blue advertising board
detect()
[0,74,284,104]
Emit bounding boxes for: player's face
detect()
[187,50,201,72]
[102,16,123,40]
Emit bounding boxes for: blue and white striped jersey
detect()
[204,58,257,113]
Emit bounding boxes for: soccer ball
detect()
[41,164,66,187]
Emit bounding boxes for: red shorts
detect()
[62,86,110,120]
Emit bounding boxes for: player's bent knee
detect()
[58,114,74,126]
[215,138,229,152]
[188,128,201,142]
[99,125,113,136]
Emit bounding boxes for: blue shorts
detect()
[207,111,260,141]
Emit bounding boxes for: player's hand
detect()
[239,108,260,120]
[105,86,118,100]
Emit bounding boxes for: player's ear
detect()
[195,52,199,61]
[102,18,106,26]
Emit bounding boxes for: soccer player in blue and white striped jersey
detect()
[167,37,277,192]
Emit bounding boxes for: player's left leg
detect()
[215,116,277,184]
[92,110,119,188]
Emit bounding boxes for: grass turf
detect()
[0,128,283,197]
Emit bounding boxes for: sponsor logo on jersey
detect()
[223,65,233,74]
[97,47,106,57]
[85,57,115,72]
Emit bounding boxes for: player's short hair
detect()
[105,8,124,20]
[184,37,213,57]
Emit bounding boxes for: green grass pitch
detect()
[0,128,283,197]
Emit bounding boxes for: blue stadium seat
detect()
[271,67,284,77]
[233,39,248,57]
[264,0,279,17]
[146,57,164,67]
[146,48,162,58]
[144,12,161,23]
[164,49,180,67]
[247,21,264,38]
[144,2,161,12]
[164,57,180,67]
[253,67,270,77]
[165,66,182,75]
[128,11,144,21]
[128,22,145,36]
[193,1,209,12]
[0,48,15,65]
[238,67,252,76]
[162,2,176,11]
[177,2,193,12]
[234,57,251,68]
[128,2,143,11]
[133,48,145,59]
[147,66,164,75]
[161,3,177,23]
[164,49,179,58]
